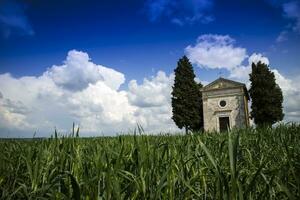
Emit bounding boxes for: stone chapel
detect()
[201,77,250,132]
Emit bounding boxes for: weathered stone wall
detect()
[203,87,248,132]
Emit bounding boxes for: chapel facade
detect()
[201,78,250,132]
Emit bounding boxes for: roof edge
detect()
[202,77,246,90]
[201,77,249,100]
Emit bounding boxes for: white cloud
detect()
[0,96,32,132]
[185,35,267,82]
[272,71,300,122]
[0,50,179,137]
[248,53,270,66]
[272,69,293,91]
[0,73,70,137]
[128,71,179,133]
[185,34,247,70]
[128,71,172,107]
[69,81,137,133]
[194,77,209,86]
[229,65,251,82]
[229,53,270,82]
[45,50,125,91]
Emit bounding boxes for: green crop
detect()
[0,124,299,199]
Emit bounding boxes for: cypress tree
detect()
[192,82,204,131]
[171,56,203,134]
[249,61,284,127]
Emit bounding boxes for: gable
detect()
[202,77,249,100]
[203,78,244,91]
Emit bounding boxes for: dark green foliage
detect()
[171,56,203,133]
[249,61,284,127]
[0,124,300,199]
[193,82,204,131]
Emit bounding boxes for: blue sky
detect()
[0,0,300,137]
[1,0,299,80]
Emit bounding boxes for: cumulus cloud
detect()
[229,53,270,82]
[0,72,66,137]
[128,71,178,132]
[0,50,179,137]
[68,81,137,133]
[45,50,125,91]
[1,98,29,115]
[0,96,32,132]
[128,71,172,107]
[0,0,34,38]
[248,53,270,66]
[271,71,300,122]
[144,0,214,25]
[185,34,247,70]
[185,35,269,81]
[186,34,300,123]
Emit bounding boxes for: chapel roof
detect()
[201,77,249,100]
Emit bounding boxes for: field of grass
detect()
[0,124,300,199]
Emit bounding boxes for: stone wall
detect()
[203,87,248,132]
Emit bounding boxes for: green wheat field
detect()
[0,124,299,199]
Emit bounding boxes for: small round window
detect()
[219,100,227,107]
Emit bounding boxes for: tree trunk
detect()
[185,126,188,135]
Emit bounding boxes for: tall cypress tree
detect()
[171,56,203,134]
[249,61,284,127]
[193,82,204,131]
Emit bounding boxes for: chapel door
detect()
[219,117,230,132]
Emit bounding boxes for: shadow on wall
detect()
[232,95,247,129]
